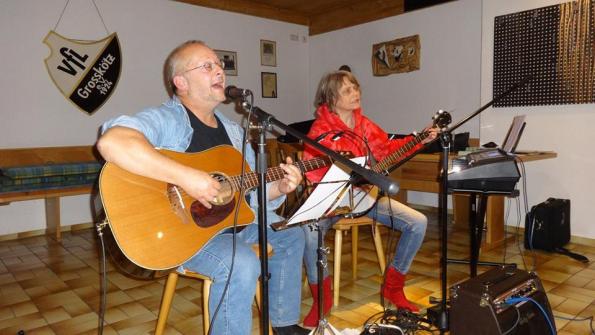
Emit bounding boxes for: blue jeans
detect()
[302,196,427,283]
[181,223,305,334]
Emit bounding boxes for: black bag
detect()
[524,198,588,263]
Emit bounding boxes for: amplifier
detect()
[450,266,555,335]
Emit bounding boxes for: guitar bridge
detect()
[167,184,190,224]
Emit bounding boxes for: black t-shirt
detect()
[185,107,232,153]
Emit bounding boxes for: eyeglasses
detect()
[182,60,223,74]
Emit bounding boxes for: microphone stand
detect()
[427,76,533,333]
[240,100,273,335]
[240,101,400,335]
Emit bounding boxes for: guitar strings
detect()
[170,155,334,200]
[373,130,429,174]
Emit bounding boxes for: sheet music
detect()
[286,157,367,226]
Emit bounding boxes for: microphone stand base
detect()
[308,319,341,335]
[427,304,449,334]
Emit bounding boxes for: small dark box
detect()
[524,198,570,251]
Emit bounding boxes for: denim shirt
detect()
[101,95,285,225]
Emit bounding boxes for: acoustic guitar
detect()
[99,145,345,271]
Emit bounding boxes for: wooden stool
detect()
[332,217,386,306]
[155,244,273,335]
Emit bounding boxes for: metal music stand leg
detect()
[309,221,341,335]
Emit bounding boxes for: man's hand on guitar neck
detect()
[269,156,303,201]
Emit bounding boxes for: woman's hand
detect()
[422,126,440,144]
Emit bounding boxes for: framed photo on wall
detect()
[261,72,277,98]
[260,40,276,67]
[214,49,238,76]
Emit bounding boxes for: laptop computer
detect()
[501,115,526,153]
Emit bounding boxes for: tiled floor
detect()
[1,210,593,334]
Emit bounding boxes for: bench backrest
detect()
[0,145,101,167]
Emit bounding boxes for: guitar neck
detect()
[228,156,334,190]
[372,131,429,174]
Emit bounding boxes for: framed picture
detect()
[214,49,238,76]
[261,72,277,98]
[260,40,276,67]
[372,35,420,76]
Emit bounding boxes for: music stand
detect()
[309,219,341,335]
[284,159,368,335]
[284,157,367,226]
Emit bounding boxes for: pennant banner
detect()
[43,31,121,115]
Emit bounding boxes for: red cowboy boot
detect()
[382,266,419,312]
[303,276,333,327]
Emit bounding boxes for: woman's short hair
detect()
[313,71,360,109]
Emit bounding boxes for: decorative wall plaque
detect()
[372,35,420,76]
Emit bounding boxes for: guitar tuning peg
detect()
[412,131,418,136]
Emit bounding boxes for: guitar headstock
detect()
[432,110,452,129]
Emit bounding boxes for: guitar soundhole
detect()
[190,199,236,228]
[210,173,234,206]
[189,172,236,228]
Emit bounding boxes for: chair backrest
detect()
[276,141,304,164]
[275,141,309,216]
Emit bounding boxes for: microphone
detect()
[225,85,252,99]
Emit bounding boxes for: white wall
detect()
[308,0,483,207]
[0,0,309,235]
[2,0,593,240]
[481,0,595,239]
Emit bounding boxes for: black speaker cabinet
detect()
[450,266,555,335]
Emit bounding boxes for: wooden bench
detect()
[0,146,102,241]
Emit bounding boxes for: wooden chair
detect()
[275,141,387,306]
[332,217,386,306]
[155,244,273,335]
[276,141,308,217]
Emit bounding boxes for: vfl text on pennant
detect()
[43,31,121,115]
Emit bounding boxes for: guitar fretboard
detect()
[228,156,334,190]
[372,131,429,174]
